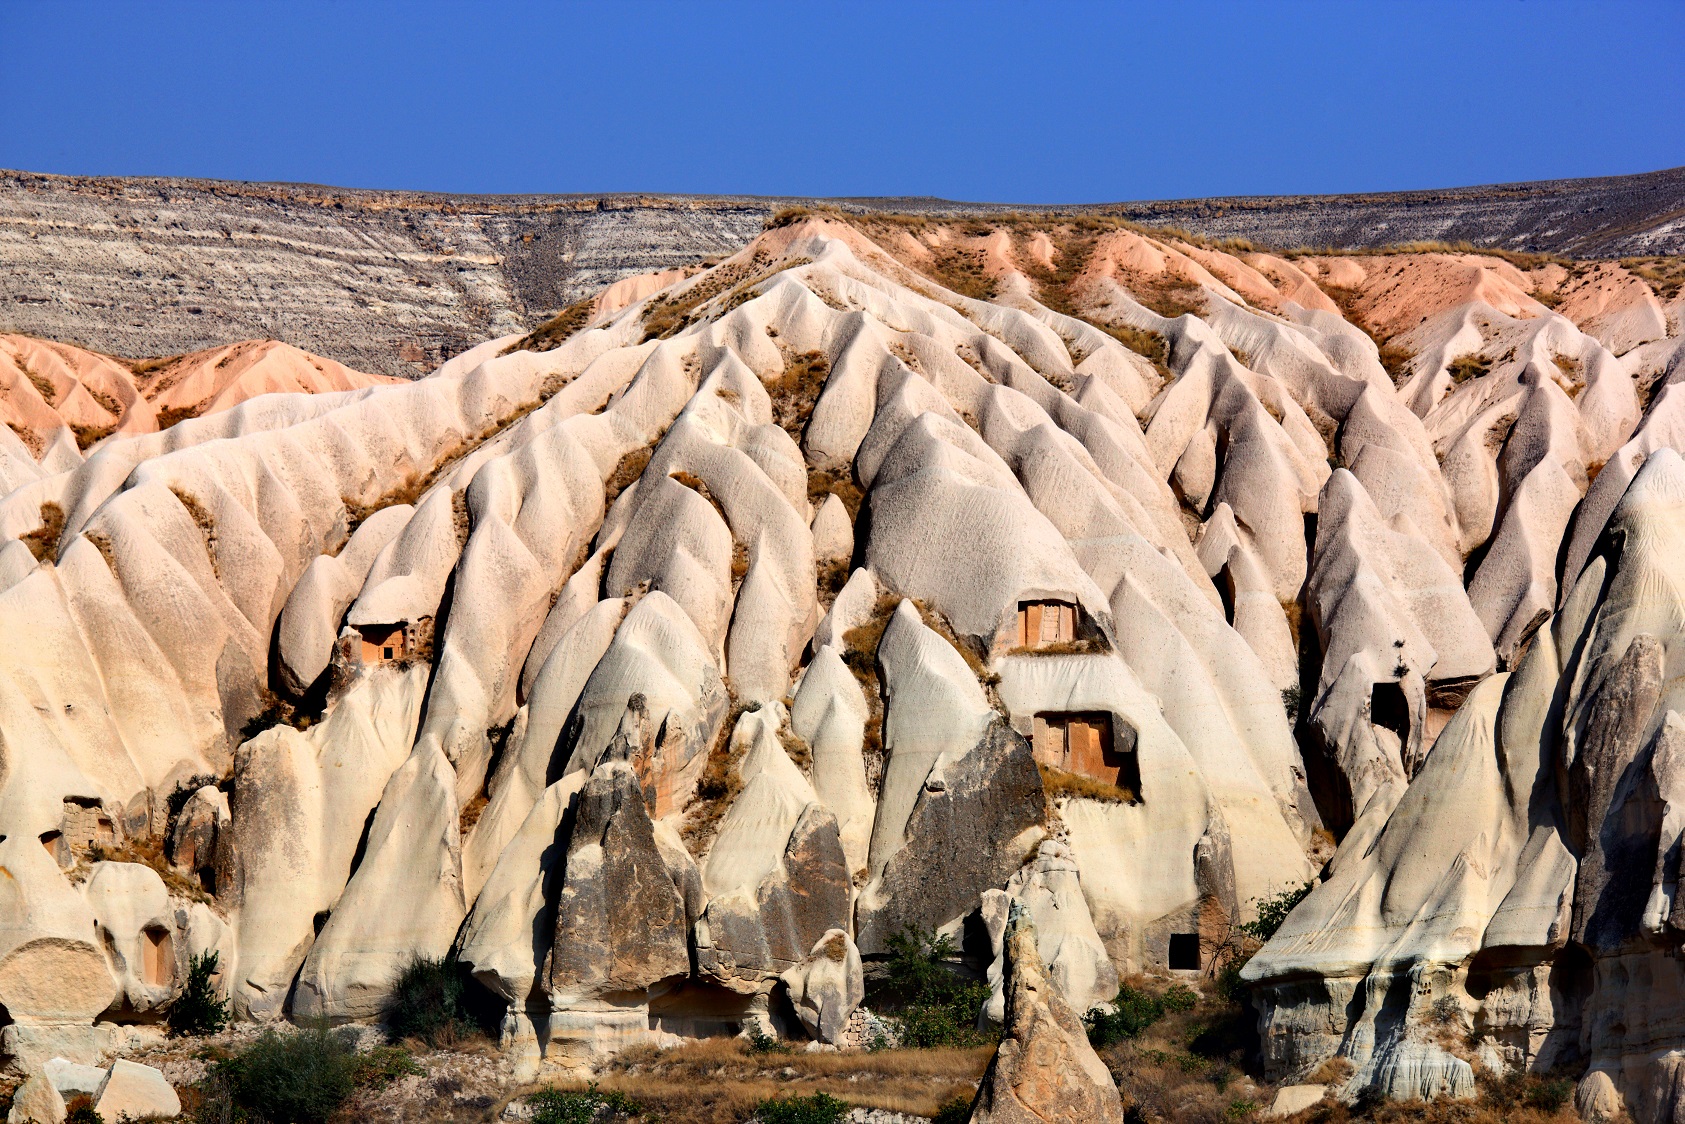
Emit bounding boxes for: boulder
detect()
[780,929,864,1043]
[93,1059,180,1121]
[5,1073,64,1124]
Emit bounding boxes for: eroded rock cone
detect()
[969,901,1124,1124]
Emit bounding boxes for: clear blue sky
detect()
[3,0,1681,203]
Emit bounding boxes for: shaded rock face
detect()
[1243,451,1685,1120]
[856,722,1046,955]
[5,203,1685,1105]
[545,762,689,1002]
[696,803,851,992]
[969,903,1124,1124]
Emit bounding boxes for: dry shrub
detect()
[841,593,901,785]
[730,541,750,586]
[1040,763,1137,805]
[172,487,220,577]
[766,350,831,445]
[1098,979,1262,1124]
[155,403,203,430]
[1621,255,1685,300]
[1275,1071,1578,1124]
[21,500,66,563]
[1102,324,1172,378]
[604,441,657,509]
[779,725,812,773]
[1131,282,1206,320]
[591,1037,990,1124]
[680,700,749,852]
[70,423,114,451]
[909,599,998,686]
[505,297,595,355]
[20,363,57,404]
[1005,637,1109,657]
[816,557,851,609]
[1447,354,1491,386]
[807,464,863,522]
[670,470,729,524]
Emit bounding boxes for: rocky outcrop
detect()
[969,902,1124,1124]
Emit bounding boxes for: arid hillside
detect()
[3,165,1680,378]
[3,204,1685,1124]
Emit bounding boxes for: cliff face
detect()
[3,165,1681,378]
[0,170,770,376]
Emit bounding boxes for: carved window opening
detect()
[359,624,407,665]
[141,926,173,988]
[1370,681,1410,750]
[1168,932,1201,970]
[1031,712,1141,799]
[39,830,62,863]
[1017,599,1078,650]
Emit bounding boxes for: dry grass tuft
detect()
[816,557,851,610]
[590,1037,991,1124]
[504,298,596,355]
[604,439,660,509]
[1098,978,1265,1124]
[765,349,831,446]
[670,470,729,525]
[1040,763,1137,805]
[21,500,66,564]
[841,593,901,785]
[1101,323,1173,379]
[171,488,220,577]
[680,699,749,852]
[1446,354,1492,386]
[1317,283,1415,383]
[155,403,203,430]
[807,464,863,523]
[1621,255,1685,300]
[71,422,115,451]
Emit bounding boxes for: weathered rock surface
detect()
[968,903,1124,1124]
[0,202,1683,1114]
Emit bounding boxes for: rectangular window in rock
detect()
[1017,599,1079,649]
[1168,932,1201,970]
[1031,711,1141,798]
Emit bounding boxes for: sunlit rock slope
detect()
[2,207,1684,1118]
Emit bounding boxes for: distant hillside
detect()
[2,165,1680,376]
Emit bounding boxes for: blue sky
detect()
[2,0,1681,203]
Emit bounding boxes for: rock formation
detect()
[0,203,1682,1117]
[968,902,1124,1124]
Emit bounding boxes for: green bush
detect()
[382,953,469,1046]
[354,1045,422,1087]
[210,1022,359,1124]
[745,1026,790,1055]
[756,1092,849,1124]
[1084,982,1200,1048]
[1084,984,1167,1048]
[169,951,230,1037]
[931,1095,974,1124]
[527,1084,644,1124]
[878,926,993,1048]
[1238,882,1315,944]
